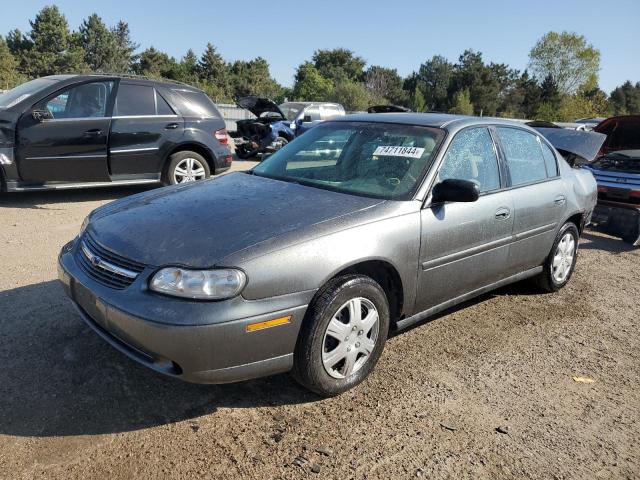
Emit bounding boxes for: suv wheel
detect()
[292,275,390,397]
[534,222,579,292]
[164,151,210,185]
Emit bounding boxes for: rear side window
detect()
[497,128,547,186]
[115,84,155,116]
[171,90,221,118]
[540,141,559,177]
[438,127,501,193]
[304,106,321,122]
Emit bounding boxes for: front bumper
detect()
[57,240,313,383]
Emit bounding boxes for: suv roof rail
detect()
[84,72,195,88]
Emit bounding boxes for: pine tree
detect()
[0,36,20,89]
[79,14,118,72]
[112,21,138,73]
[198,43,229,100]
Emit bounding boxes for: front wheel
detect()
[534,222,580,292]
[163,151,210,185]
[292,275,390,397]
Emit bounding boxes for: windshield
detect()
[279,102,306,121]
[0,78,57,109]
[252,121,444,200]
[591,152,640,174]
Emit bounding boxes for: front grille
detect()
[76,233,146,289]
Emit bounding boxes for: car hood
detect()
[236,96,285,119]
[87,173,383,267]
[534,127,606,163]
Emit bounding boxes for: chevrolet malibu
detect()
[58,114,601,396]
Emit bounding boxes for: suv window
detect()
[437,127,501,193]
[171,90,221,118]
[43,81,114,119]
[114,84,155,116]
[497,127,547,186]
[156,91,175,115]
[320,105,341,121]
[540,141,558,177]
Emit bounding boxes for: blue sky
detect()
[2,0,638,93]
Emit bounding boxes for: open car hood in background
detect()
[236,96,285,119]
[534,127,607,163]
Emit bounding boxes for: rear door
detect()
[16,80,115,182]
[494,127,567,274]
[108,83,184,176]
[416,127,514,312]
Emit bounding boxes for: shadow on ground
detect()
[0,280,316,438]
[581,230,637,254]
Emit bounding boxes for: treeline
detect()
[1,6,639,121]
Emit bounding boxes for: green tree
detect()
[0,36,20,89]
[449,50,502,116]
[312,48,365,83]
[449,89,474,115]
[292,62,333,101]
[174,49,199,83]
[529,31,600,95]
[408,86,426,112]
[416,55,454,111]
[609,81,640,115]
[198,43,230,100]
[363,66,405,105]
[135,47,174,77]
[22,6,87,76]
[111,21,138,73]
[229,57,282,99]
[539,74,562,110]
[330,81,373,111]
[78,14,118,72]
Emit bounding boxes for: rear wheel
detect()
[534,222,579,292]
[292,275,390,397]
[163,151,210,185]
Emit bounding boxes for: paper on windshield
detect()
[373,146,425,159]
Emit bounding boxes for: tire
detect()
[236,147,259,160]
[292,275,390,397]
[534,222,580,292]
[163,151,210,186]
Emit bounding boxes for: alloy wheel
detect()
[552,232,576,283]
[322,297,380,379]
[173,157,207,183]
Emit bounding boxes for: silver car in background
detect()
[58,113,601,396]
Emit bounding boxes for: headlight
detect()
[150,267,246,300]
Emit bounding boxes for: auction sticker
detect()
[373,146,425,158]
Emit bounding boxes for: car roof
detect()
[333,112,531,131]
[43,74,202,92]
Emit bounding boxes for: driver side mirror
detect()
[32,109,53,123]
[431,179,480,204]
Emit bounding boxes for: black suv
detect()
[0,75,232,192]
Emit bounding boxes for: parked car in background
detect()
[0,75,232,192]
[59,113,601,396]
[233,97,344,159]
[584,115,640,245]
[367,105,412,113]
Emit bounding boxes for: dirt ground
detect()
[0,163,638,479]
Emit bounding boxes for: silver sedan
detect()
[58,113,601,396]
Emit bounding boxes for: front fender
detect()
[232,208,422,317]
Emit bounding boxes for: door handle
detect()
[165,123,179,130]
[84,128,103,136]
[495,207,511,220]
[554,195,566,205]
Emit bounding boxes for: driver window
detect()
[438,127,501,193]
[44,81,114,119]
[304,106,321,122]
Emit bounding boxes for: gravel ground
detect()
[0,164,638,479]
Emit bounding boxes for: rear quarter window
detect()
[171,90,221,118]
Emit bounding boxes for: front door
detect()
[16,80,115,182]
[108,83,184,176]
[416,127,514,312]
